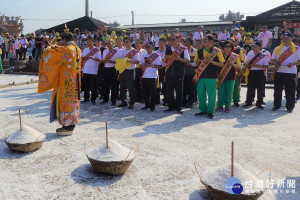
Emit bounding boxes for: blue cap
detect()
[146,41,154,46]
[221,25,226,29]
[252,40,262,47]
[283,31,294,38]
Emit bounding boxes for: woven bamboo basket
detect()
[5,139,45,153]
[194,162,270,200]
[87,156,134,175]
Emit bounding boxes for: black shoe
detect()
[287,108,293,113]
[92,101,96,105]
[140,99,145,103]
[163,102,168,106]
[272,107,279,111]
[150,107,155,112]
[118,101,127,107]
[164,108,175,112]
[195,112,207,116]
[262,102,266,105]
[234,102,239,107]
[141,106,149,110]
[99,95,104,99]
[176,109,183,114]
[111,102,116,106]
[128,103,134,109]
[186,103,193,108]
[208,113,215,119]
[100,100,108,104]
[256,105,263,109]
[243,103,252,108]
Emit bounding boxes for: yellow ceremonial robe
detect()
[38,43,82,126]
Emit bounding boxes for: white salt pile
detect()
[201,163,263,194]
[87,140,135,162]
[6,125,46,144]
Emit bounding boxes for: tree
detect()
[35,28,44,35]
[219,10,244,21]
[109,21,120,27]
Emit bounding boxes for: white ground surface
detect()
[0,75,299,200]
[0,74,38,85]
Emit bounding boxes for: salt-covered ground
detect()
[0,75,299,200]
[0,74,38,85]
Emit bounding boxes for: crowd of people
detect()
[4,21,300,132]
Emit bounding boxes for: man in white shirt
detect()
[257,26,273,51]
[115,37,124,51]
[81,37,102,104]
[271,32,300,113]
[139,41,162,111]
[100,39,119,106]
[135,39,147,103]
[19,34,27,61]
[218,26,230,41]
[156,37,167,104]
[243,41,270,109]
[130,28,140,48]
[116,37,140,109]
[154,32,160,51]
[193,25,204,43]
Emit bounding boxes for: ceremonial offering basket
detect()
[5,139,45,153]
[194,162,270,200]
[87,156,134,175]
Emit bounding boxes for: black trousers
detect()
[157,68,166,104]
[166,75,184,110]
[20,47,26,60]
[97,63,105,97]
[274,72,296,110]
[142,78,157,109]
[183,75,196,106]
[245,70,265,106]
[135,68,144,101]
[83,73,98,102]
[103,67,117,103]
[119,69,135,104]
[297,66,300,98]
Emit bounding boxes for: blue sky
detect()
[0,0,293,33]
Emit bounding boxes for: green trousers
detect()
[232,79,240,104]
[217,80,235,109]
[197,78,217,114]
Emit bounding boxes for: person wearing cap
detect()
[218,26,230,42]
[239,27,245,46]
[232,27,241,42]
[194,34,225,119]
[120,30,127,41]
[111,31,117,45]
[271,32,300,113]
[160,29,170,40]
[243,41,269,109]
[193,25,204,43]
[38,31,82,135]
[19,34,27,61]
[257,26,273,51]
[139,41,162,111]
[163,33,190,114]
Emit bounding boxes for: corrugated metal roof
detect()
[118,21,237,29]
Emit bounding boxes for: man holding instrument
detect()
[163,34,190,114]
[243,41,269,109]
[271,32,300,113]
[194,34,225,119]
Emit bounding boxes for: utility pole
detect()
[131,11,134,25]
[85,0,89,17]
